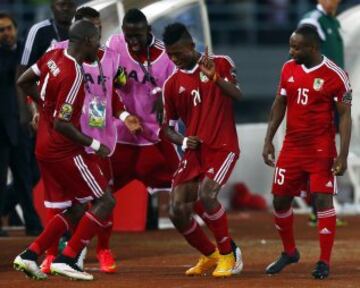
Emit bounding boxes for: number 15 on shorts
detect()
[274,167,286,185]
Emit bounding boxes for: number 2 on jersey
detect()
[296,88,309,105]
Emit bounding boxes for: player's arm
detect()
[162,79,201,150]
[16,66,40,102]
[198,48,242,101]
[112,89,142,134]
[333,100,352,176]
[262,95,287,167]
[54,72,110,157]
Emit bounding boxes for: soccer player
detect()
[13,20,116,281]
[41,6,142,274]
[262,26,351,279]
[162,23,243,277]
[106,9,179,221]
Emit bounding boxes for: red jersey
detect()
[32,49,86,161]
[163,55,240,154]
[278,57,352,157]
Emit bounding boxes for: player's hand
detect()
[124,115,143,135]
[198,46,216,81]
[332,156,347,176]
[262,141,275,167]
[183,136,202,150]
[96,144,111,158]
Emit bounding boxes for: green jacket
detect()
[299,4,344,68]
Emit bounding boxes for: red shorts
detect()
[110,138,180,190]
[272,153,336,197]
[86,154,113,186]
[172,146,238,188]
[38,152,108,209]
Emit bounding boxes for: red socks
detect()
[63,212,110,258]
[96,212,113,253]
[29,213,70,255]
[317,208,336,265]
[274,209,296,255]
[203,204,232,255]
[181,218,216,256]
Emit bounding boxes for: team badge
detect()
[59,103,73,121]
[199,72,209,83]
[313,78,324,91]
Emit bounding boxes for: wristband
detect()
[181,137,189,151]
[90,139,101,151]
[119,111,130,122]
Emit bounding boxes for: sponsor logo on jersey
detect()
[199,71,209,83]
[59,103,73,121]
[325,180,333,188]
[287,76,294,83]
[313,78,324,91]
[178,86,186,94]
[47,59,60,76]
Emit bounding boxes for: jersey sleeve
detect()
[333,70,352,105]
[54,64,83,122]
[21,26,44,66]
[162,76,178,126]
[277,63,288,97]
[218,56,237,84]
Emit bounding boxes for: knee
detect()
[273,197,292,212]
[169,201,189,222]
[199,182,218,206]
[315,194,333,210]
[65,204,86,224]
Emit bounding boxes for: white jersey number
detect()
[274,167,286,185]
[296,88,309,105]
[191,89,201,106]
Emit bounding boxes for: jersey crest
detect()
[313,78,324,91]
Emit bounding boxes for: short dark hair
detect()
[123,8,147,25]
[162,23,192,46]
[295,25,321,48]
[69,20,98,42]
[75,7,100,21]
[0,11,17,28]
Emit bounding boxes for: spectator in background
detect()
[298,0,343,68]
[0,12,43,236]
[298,0,345,227]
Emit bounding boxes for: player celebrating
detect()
[106,9,179,205]
[262,26,352,279]
[13,20,116,281]
[41,7,142,274]
[162,23,243,277]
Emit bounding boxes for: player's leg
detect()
[310,158,336,279]
[50,153,114,280]
[266,155,303,275]
[169,181,218,276]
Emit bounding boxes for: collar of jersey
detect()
[301,56,326,73]
[316,4,328,15]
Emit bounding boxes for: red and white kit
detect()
[32,49,107,209]
[163,55,240,187]
[273,57,352,196]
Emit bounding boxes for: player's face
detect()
[0,17,17,48]
[86,17,102,39]
[319,0,341,15]
[85,32,100,62]
[289,33,312,65]
[165,41,195,70]
[122,22,149,53]
[52,0,76,25]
